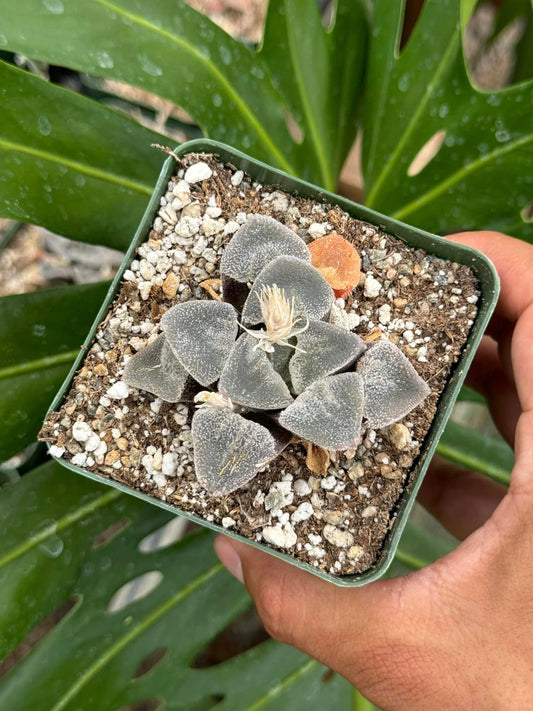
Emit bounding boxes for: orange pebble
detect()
[308,232,361,298]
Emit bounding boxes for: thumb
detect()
[214,535,400,674]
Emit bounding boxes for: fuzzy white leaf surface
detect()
[192,408,277,496]
[356,341,431,429]
[290,320,366,394]
[242,256,334,325]
[219,334,293,410]
[220,214,310,283]
[122,334,188,402]
[161,300,238,386]
[279,372,364,451]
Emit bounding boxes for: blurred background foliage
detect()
[0,1,530,708]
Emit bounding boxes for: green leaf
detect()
[0,0,367,187]
[456,384,486,404]
[0,461,355,710]
[0,0,298,176]
[0,281,110,461]
[363,0,533,239]
[436,419,513,485]
[0,60,164,249]
[260,0,367,188]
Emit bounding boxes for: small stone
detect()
[308,222,327,238]
[106,382,130,400]
[231,170,244,186]
[72,421,93,443]
[323,510,344,525]
[71,452,88,467]
[307,546,326,559]
[265,481,294,511]
[402,329,414,343]
[223,220,240,235]
[323,525,354,548]
[162,272,179,298]
[116,437,128,451]
[222,517,236,529]
[347,462,364,481]
[361,506,378,518]
[139,259,156,281]
[381,468,403,480]
[184,161,212,183]
[93,364,108,376]
[49,445,65,457]
[202,217,224,236]
[393,297,408,308]
[93,439,108,459]
[162,452,178,477]
[364,274,382,298]
[308,533,322,545]
[291,502,314,524]
[347,545,364,560]
[153,473,167,488]
[104,450,120,466]
[262,523,297,549]
[321,476,336,491]
[378,304,391,325]
[293,478,312,497]
[389,423,411,450]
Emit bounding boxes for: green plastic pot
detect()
[46,139,500,586]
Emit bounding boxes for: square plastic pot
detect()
[46,139,500,586]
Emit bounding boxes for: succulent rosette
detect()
[124,215,430,496]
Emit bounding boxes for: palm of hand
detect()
[216,232,533,711]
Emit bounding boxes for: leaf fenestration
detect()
[242,256,334,325]
[161,301,238,387]
[279,373,364,451]
[289,321,366,394]
[122,334,188,402]
[356,341,430,429]
[218,334,293,410]
[192,408,277,495]
[220,215,310,283]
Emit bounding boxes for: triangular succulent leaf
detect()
[290,320,366,393]
[122,334,188,403]
[192,407,277,496]
[218,334,293,410]
[242,255,334,325]
[279,372,364,451]
[161,300,238,386]
[220,214,310,283]
[356,341,430,429]
[269,341,294,382]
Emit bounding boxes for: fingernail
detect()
[215,537,244,584]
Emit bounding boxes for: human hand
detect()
[215,231,533,710]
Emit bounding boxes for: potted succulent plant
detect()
[40,139,499,586]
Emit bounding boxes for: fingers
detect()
[214,535,395,672]
[447,232,533,329]
[465,336,521,446]
[418,456,507,540]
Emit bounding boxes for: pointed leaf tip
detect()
[161,300,238,386]
[122,334,188,402]
[356,341,430,429]
[219,334,293,410]
[192,408,277,496]
[221,214,310,283]
[242,255,334,325]
[279,372,364,451]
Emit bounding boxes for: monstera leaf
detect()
[363,0,533,239]
[0,61,164,249]
[0,0,367,188]
[0,460,455,710]
[0,281,110,462]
